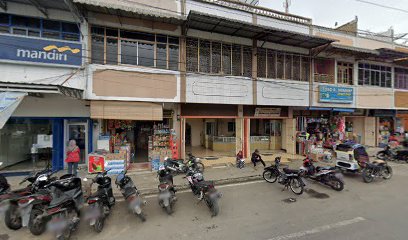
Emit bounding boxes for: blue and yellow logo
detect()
[43,45,81,54]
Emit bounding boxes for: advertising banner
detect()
[0,92,27,129]
[319,85,353,104]
[0,34,82,66]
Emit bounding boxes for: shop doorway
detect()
[134,121,154,163]
[186,118,236,159]
[65,121,88,165]
[250,119,283,154]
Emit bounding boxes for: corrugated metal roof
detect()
[73,0,185,21]
[330,43,380,55]
[5,0,71,11]
[187,11,335,49]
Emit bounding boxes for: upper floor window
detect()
[186,38,252,77]
[91,26,179,70]
[358,63,391,88]
[395,68,408,90]
[314,58,335,83]
[257,48,309,82]
[0,13,80,41]
[337,62,354,85]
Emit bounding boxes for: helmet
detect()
[193,172,203,182]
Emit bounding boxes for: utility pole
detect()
[283,0,291,14]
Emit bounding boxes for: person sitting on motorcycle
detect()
[236,151,245,169]
[251,149,266,168]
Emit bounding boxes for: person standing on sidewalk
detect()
[65,139,80,176]
[251,149,266,168]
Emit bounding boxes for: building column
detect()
[364,117,376,147]
[243,118,250,158]
[283,118,296,154]
[236,105,244,155]
[252,39,257,105]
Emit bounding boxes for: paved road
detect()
[1,162,407,240]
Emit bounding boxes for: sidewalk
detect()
[2,147,383,198]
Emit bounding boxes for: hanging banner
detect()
[0,92,27,129]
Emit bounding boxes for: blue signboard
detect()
[319,85,353,103]
[0,34,82,66]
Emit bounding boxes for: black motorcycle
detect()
[0,162,10,194]
[115,170,146,221]
[7,170,57,235]
[301,157,344,191]
[165,153,204,175]
[84,170,115,233]
[263,157,306,195]
[157,167,176,215]
[362,160,393,183]
[376,145,408,163]
[44,175,83,240]
[185,169,222,217]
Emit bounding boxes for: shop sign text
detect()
[319,85,353,104]
[0,34,82,66]
[254,108,281,117]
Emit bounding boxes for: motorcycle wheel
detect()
[289,178,304,195]
[362,169,374,183]
[93,217,105,233]
[165,205,173,215]
[263,170,278,183]
[376,152,388,160]
[330,178,344,191]
[5,204,22,230]
[382,166,393,180]
[137,212,146,222]
[209,199,219,217]
[29,207,47,235]
[195,162,205,173]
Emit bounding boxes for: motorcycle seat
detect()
[283,168,299,174]
[372,159,386,164]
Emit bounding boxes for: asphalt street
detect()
[1,162,407,240]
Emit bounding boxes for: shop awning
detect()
[186,11,336,49]
[333,108,355,113]
[0,92,27,129]
[90,101,163,121]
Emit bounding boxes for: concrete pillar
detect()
[283,118,296,154]
[252,39,257,105]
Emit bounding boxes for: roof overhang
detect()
[73,0,185,25]
[0,82,83,99]
[186,11,335,49]
[325,43,380,59]
[376,48,408,66]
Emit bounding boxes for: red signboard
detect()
[88,155,105,173]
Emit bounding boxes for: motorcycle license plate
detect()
[158,191,171,200]
[47,218,67,232]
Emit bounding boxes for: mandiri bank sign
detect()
[0,34,82,66]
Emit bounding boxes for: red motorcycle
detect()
[300,157,344,191]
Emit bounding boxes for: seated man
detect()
[251,149,266,168]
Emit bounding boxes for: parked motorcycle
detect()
[185,169,222,217]
[83,170,115,233]
[376,145,408,163]
[300,157,344,191]
[263,157,306,195]
[0,162,10,194]
[157,166,176,215]
[45,175,83,240]
[115,171,146,221]
[362,160,393,183]
[7,171,57,235]
[165,153,204,175]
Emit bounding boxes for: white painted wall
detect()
[186,118,203,147]
[0,63,86,90]
[12,94,90,117]
[186,73,253,105]
[257,79,309,106]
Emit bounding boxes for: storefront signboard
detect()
[88,155,105,174]
[319,85,353,104]
[254,108,281,117]
[0,34,82,66]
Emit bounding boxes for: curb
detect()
[112,174,263,199]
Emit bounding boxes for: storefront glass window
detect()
[199,40,211,73]
[0,119,52,170]
[314,58,335,83]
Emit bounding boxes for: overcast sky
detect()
[259,0,408,36]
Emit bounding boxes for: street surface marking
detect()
[267,217,366,240]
